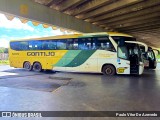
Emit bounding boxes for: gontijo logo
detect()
[27,52,55,56]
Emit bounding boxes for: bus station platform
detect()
[0,64,160,119]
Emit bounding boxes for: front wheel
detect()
[23,62,32,71]
[102,65,116,76]
[33,62,42,72]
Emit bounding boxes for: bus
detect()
[9,32,146,75]
[108,32,158,69]
[140,46,158,69]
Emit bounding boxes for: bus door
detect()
[147,48,157,69]
[125,41,147,75]
[118,42,143,75]
[128,45,140,74]
[117,45,130,74]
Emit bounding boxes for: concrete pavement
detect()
[0,65,160,120]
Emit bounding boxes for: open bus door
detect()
[117,41,147,75]
[126,41,147,74]
[148,48,159,69]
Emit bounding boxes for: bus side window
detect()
[19,41,29,50]
[78,38,86,50]
[42,41,48,50]
[42,40,57,50]
[92,38,97,49]
[57,40,66,50]
[73,39,78,50]
[29,41,42,50]
[78,38,92,50]
[86,38,92,49]
[66,39,73,50]
[97,37,115,51]
[49,40,57,50]
[10,42,20,50]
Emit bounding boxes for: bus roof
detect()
[10,34,82,41]
[107,32,133,37]
[10,32,133,42]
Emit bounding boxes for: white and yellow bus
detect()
[9,32,146,75]
[140,46,158,69]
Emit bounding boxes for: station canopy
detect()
[3,13,79,34]
[31,0,160,48]
[1,0,160,48]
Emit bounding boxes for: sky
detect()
[0,13,71,48]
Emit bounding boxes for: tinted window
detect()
[86,38,92,49]
[112,36,136,44]
[20,41,28,50]
[78,38,92,50]
[148,51,155,60]
[66,39,73,50]
[97,37,115,51]
[10,42,19,50]
[42,40,57,50]
[92,38,97,49]
[10,41,28,50]
[29,41,42,50]
[57,40,66,50]
[66,39,79,50]
[118,46,129,60]
[78,38,99,50]
[10,36,115,51]
[73,39,78,50]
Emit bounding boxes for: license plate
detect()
[117,68,125,73]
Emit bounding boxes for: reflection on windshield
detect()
[118,46,129,59]
[118,43,141,61]
[148,50,155,60]
[140,47,156,60]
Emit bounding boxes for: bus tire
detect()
[23,62,32,71]
[33,62,42,72]
[102,65,116,76]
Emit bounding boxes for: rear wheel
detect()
[23,62,32,71]
[102,65,116,76]
[33,62,42,72]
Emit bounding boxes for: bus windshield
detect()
[118,43,142,61]
[140,46,156,60]
[111,36,136,44]
[148,50,156,60]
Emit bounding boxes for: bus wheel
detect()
[102,65,116,76]
[24,62,32,71]
[33,62,42,72]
